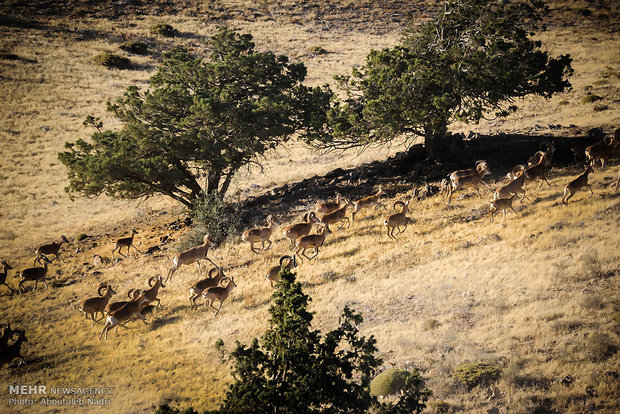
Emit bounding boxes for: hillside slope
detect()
[0,1,619,413]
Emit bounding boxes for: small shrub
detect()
[319,270,337,282]
[429,401,451,413]
[593,104,608,112]
[119,40,149,55]
[154,405,197,414]
[582,94,602,103]
[0,52,19,60]
[558,100,569,105]
[581,295,604,310]
[370,368,411,396]
[584,332,618,362]
[577,250,605,278]
[150,23,176,37]
[76,233,89,241]
[308,45,328,55]
[93,52,131,69]
[179,193,242,249]
[423,319,441,331]
[453,363,500,387]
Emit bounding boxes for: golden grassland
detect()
[0,1,619,412]
[0,167,618,413]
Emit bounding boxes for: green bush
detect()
[429,401,451,413]
[582,94,602,103]
[150,23,176,37]
[119,40,149,55]
[370,368,411,396]
[423,319,441,331]
[584,332,618,362]
[308,45,328,55]
[76,233,89,241]
[179,192,241,248]
[93,52,131,69]
[558,100,569,105]
[453,363,500,387]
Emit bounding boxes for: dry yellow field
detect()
[0,1,619,413]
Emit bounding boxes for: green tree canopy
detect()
[59,27,332,208]
[317,0,573,161]
[210,267,430,414]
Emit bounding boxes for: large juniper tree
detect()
[59,27,332,208]
[318,0,573,161]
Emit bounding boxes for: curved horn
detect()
[279,255,292,266]
[148,276,158,287]
[61,235,70,244]
[97,283,108,297]
[604,135,613,145]
[393,201,406,210]
[292,255,297,268]
[475,160,485,166]
[204,257,221,273]
[302,212,310,222]
[308,211,318,222]
[10,330,22,340]
[208,266,219,279]
[127,289,136,299]
[132,289,143,299]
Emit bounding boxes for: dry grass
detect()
[0,2,619,413]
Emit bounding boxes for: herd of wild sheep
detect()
[0,131,618,363]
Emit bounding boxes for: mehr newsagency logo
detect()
[8,385,114,407]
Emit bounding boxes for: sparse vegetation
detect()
[181,192,242,247]
[308,45,328,55]
[150,23,176,37]
[583,332,618,362]
[119,40,149,55]
[582,94,603,103]
[92,52,131,69]
[423,319,441,331]
[453,363,501,387]
[0,1,619,413]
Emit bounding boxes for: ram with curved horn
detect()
[142,276,165,309]
[79,283,116,325]
[283,212,320,249]
[585,135,617,170]
[446,161,491,205]
[16,256,52,294]
[527,141,555,167]
[189,266,225,310]
[384,200,410,239]
[104,289,143,315]
[266,255,297,288]
[100,291,149,341]
[495,165,528,201]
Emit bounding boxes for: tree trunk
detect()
[205,171,222,198]
[423,123,461,163]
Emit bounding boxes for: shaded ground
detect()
[239,128,615,226]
